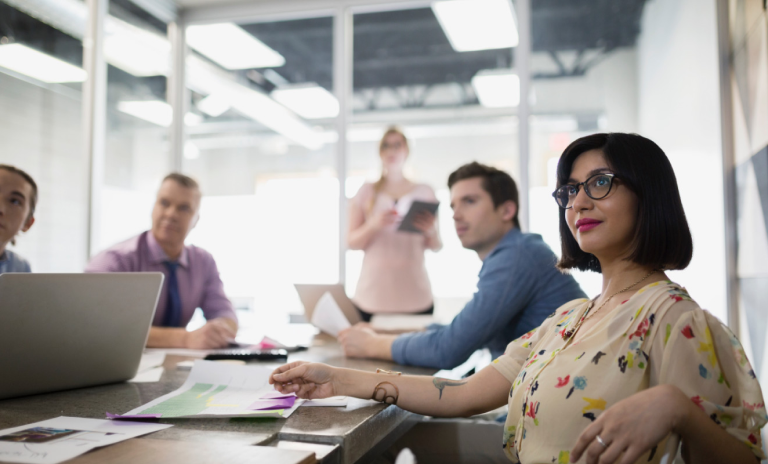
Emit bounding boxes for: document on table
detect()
[302,396,349,407]
[110,360,302,420]
[310,291,351,337]
[0,416,171,464]
[370,314,436,332]
[128,352,166,383]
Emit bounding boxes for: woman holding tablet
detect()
[274,133,765,464]
[347,127,442,322]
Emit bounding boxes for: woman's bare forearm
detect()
[676,397,756,464]
[347,221,378,250]
[335,364,510,418]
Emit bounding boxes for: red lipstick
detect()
[575,218,602,232]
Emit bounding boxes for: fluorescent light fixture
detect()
[117,100,201,127]
[117,100,172,126]
[471,69,520,107]
[432,0,519,52]
[187,56,325,149]
[271,83,339,119]
[184,141,201,159]
[0,43,86,83]
[197,94,230,117]
[186,23,285,70]
[104,17,171,77]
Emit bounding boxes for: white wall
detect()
[637,0,727,321]
[0,73,89,272]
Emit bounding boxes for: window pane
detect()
[97,2,171,254]
[347,7,519,318]
[527,0,726,322]
[182,16,338,320]
[0,1,87,271]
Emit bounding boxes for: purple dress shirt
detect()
[85,231,237,328]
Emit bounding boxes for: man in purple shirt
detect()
[86,173,237,349]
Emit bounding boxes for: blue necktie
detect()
[162,261,182,327]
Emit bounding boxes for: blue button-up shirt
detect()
[0,249,31,273]
[391,228,586,369]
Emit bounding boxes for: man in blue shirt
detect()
[339,162,586,369]
[0,165,36,274]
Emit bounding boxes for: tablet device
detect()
[397,200,439,233]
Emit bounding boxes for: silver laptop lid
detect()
[0,273,163,400]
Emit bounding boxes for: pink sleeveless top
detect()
[351,183,437,313]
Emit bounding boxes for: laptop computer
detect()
[293,283,362,326]
[0,273,163,400]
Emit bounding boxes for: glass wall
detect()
[97,0,173,255]
[0,0,88,271]
[182,16,338,321]
[346,6,519,319]
[526,0,728,325]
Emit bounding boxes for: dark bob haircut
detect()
[555,133,693,273]
[448,161,520,229]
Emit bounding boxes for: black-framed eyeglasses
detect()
[552,173,617,209]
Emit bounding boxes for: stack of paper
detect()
[0,417,171,464]
[310,292,351,337]
[129,352,166,383]
[109,361,302,420]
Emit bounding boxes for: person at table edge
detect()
[339,162,586,369]
[86,173,237,349]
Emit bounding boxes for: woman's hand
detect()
[269,361,339,399]
[369,208,399,231]
[411,211,436,235]
[570,384,689,464]
[338,326,377,358]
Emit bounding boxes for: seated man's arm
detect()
[149,255,237,349]
[342,247,535,369]
[199,253,237,327]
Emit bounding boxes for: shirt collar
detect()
[146,231,189,267]
[486,227,521,258]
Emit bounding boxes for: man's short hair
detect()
[447,162,520,228]
[0,164,37,219]
[163,173,200,191]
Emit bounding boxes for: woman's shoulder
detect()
[409,183,437,200]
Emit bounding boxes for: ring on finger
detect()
[595,435,608,448]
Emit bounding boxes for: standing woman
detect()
[348,127,442,322]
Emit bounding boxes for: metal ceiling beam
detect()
[181,0,430,25]
[126,0,177,23]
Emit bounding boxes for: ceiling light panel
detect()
[271,84,339,119]
[117,101,173,126]
[197,94,231,117]
[471,69,520,108]
[186,23,285,70]
[0,43,86,83]
[432,0,519,52]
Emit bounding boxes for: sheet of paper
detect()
[129,367,164,383]
[302,396,349,407]
[113,361,302,420]
[370,314,436,332]
[137,352,166,373]
[0,416,171,464]
[310,291,351,337]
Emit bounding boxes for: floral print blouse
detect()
[491,281,767,463]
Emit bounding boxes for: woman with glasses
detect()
[347,127,442,322]
[272,133,765,464]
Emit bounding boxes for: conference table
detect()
[0,333,436,464]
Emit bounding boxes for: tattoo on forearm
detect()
[432,378,467,400]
